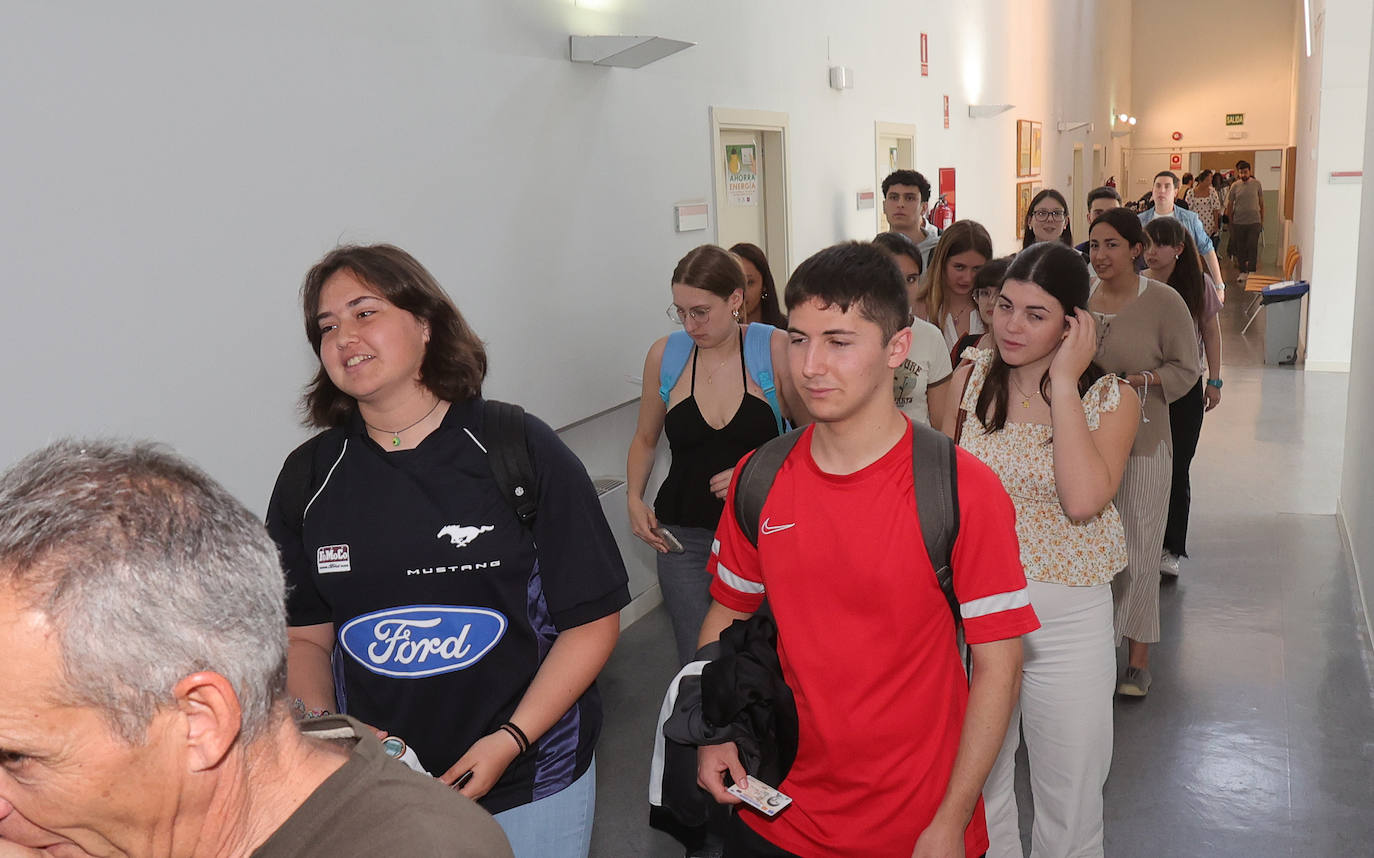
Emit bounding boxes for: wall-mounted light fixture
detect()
[1111,113,1138,138]
[569,35,694,68]
[1056,120,1093,133]
[967,103,1014,119]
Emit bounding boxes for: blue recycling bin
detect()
[1261,280,1309,365]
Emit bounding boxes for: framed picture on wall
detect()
[1015,180,1036,238]
[1017,120,1032,177]
[1030,122,1043,176]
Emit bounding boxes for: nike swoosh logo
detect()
[760,518,796,535]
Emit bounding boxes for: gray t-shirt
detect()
[1230,178,1263,224]
[253,716,514,858]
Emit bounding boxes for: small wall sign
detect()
[1225,113,1244,126]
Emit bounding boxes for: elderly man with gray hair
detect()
[0,440,513,858]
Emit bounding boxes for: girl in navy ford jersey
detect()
[266,244,629,858]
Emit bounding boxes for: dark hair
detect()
[923,220,994,322]
[1144,216,1206,325]
[1235,159,1252,170]
[301,244,487,429]
[973,254,1015,295]
[881,169,932,202]
[728,242,786,327]
[1022,189,1074,249]
[974,243,1102,435]
[672,244,745,299]
[1089,207,1149,257]
[1195,169,1214,186]
[871,230,924,275]
[784,241,909,342]
[1155,171,1179,187]
[1181,172,1194,185]
[1086,186,1122,208]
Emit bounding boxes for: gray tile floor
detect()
[587,257,1373,857]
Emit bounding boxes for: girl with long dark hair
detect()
[944,241,1137,857]
[1086,209,1199,697]
[1143,216,1223,580]
[729,242,787,327]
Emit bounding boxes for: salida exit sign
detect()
[1226,113,1245,126]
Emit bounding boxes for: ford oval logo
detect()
[339,605,507,679]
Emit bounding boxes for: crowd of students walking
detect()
[628,167,1228,857]
[0,159,1237,856]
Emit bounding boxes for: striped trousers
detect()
[1111,442,1172,644]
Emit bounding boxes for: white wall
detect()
[1129,0,1298,152]
[1337,4,1374,647]
[1292,0,1372,371]
[0,0,1130,515]
[1123,0,1297,206]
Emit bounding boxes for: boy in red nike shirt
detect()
[696,242,1039,858]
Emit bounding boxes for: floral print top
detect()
[958,349,1128,586]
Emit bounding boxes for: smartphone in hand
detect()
[652,525,686,553]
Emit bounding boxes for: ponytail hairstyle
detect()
[1089,207,1149,266]
[1143,216,1206,326]
[974,242,1103,435]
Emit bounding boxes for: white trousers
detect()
[983,580,1116,858]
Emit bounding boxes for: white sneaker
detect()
[1160,552,1181,578]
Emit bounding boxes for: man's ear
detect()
[887,326,914,369]
[172,671,244,773]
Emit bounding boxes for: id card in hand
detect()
[727,777,793,817]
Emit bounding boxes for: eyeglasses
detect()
[667,304,713,325]
[1032,209,1067,222]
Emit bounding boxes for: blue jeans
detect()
[492,757,596,858]
[655,524,718,665]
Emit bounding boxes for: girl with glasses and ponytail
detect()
[627,245,804,667]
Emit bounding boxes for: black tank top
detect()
[654,328,781,530]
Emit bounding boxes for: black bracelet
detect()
[499,721,530,754]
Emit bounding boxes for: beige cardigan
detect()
[1090,277,1198,454]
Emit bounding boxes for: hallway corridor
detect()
[589,272,1373,857]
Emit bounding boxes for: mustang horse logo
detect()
[437,524,493,548]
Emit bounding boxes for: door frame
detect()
[711,107,792,280]
[874,121,917,233]
[1070,143,1085,232]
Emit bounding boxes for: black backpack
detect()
[276,399,539,531]
[732,421,962,625]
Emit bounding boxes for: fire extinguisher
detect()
[1105,175,1117,188]
[931,195,955,231]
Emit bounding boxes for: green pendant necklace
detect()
[366,399,441,447]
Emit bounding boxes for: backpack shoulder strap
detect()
[743,323,785,434]
[658,330,695,406]
[732,428,806,547]
[911,422,961,624]
[482,400,539,527]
